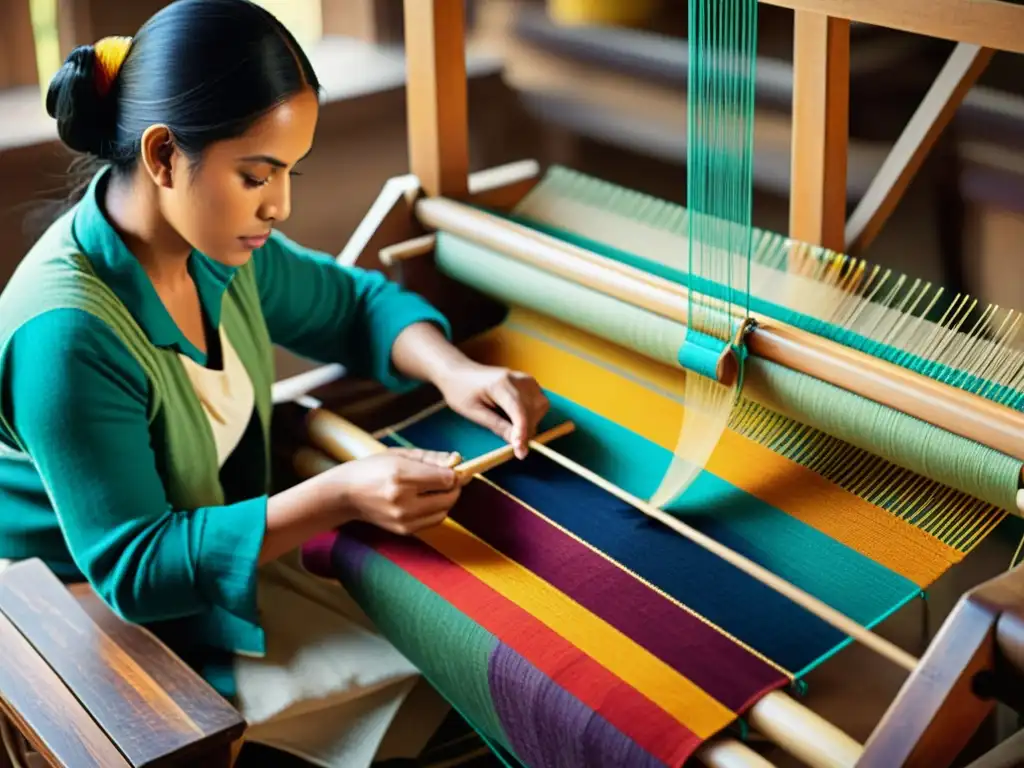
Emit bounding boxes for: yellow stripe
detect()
[417,519,737,738]
[462,307,960,587]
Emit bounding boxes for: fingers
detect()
[385,448,462,493]
[490,378,530,458]
[389,447,462,468]
[489,372,551,459]
[464,402,516,447]
[409,485,462,517]
[515,372,550,440]
[382,485,461,536]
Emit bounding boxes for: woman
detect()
[0,0,547,765]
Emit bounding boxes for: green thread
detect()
[433,233,1019,518]
[506,166,1024,412]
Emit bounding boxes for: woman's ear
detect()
[140,125,177,188]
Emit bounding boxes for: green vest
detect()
[0,207,276,657]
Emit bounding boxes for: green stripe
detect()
[341,540,518,763]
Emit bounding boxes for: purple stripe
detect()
[331,531,374,576]
[453,481,783,711]
[488,643,665,768]
[299,532,338,577]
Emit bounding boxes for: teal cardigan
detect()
[0,167,450,696]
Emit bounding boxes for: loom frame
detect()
[354,0,1024,765]
[393,0,1024,499]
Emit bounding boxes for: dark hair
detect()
[40,0,320,217]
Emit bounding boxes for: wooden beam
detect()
[859,563,1024,767]
[759,0,1024,55]
[789,11,849,251]
[0,0,38,88]
[402,0,470,198]
[845,43,993,255]
[321,0,404,44]
[0,560,246,767]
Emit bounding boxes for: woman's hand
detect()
[332,447,464,535]
[390,321,550,458]
[436,361,550,459]
[263,447,462,562]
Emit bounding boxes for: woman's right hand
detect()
[332,447,465,535]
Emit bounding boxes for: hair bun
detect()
[45,43,123,158]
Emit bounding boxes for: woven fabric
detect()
[301,307,994,765]
[303,467,788,768]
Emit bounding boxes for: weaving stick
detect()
[524,439,920,673]
[305,405,576,480]
[415,197,1024,493]
[379,234,437,267]
[289,409,865,768]
[453,420,576,481]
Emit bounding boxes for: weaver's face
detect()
[163,88,319,267]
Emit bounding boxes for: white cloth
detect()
[233,555,450,767]
[177,325,255,466]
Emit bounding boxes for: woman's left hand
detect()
[436,362,549,459]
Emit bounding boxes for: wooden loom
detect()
[3,1,1024,767]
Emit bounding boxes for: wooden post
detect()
[0,0,38,88]
[789,11,849,252]
[402,0,470,198]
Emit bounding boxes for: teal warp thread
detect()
[432,231,1022,512]
[498,167,1024,412]
[685,0,758,343]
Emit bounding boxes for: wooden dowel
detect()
[290,409,865,766]
[305,406,576,480]
[526,439,919,672]
[414,197,1024,475]
[453,421,576,481]
[379,235,437,267]
[306,407,388,462]
[292,446,340,478]
[697,737,777,768]
[747,691,862,768]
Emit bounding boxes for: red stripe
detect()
[356,526,700,766]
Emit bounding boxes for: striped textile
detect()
[303,457,788,767]
[301,306,975,765]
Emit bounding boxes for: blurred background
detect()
[1,0,1022,363]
